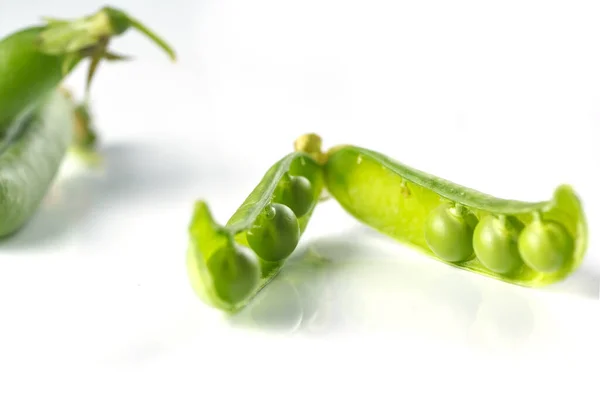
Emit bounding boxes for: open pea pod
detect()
[187,150,324,312]
[319,136,587,288]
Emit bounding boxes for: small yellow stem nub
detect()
[293,133,328,164]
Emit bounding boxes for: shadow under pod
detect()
[0,139,210,251]
[225,228,544,350]
[539,263,600,299]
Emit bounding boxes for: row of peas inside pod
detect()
[425,201,573,276]
[246,173,315,262]
[193,151,325,311]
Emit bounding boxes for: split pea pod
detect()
[0,5,176,137]
[311,134,587,288]
[187,151,324,312]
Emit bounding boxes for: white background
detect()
[0,1,599,397]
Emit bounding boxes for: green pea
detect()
[206,243,261,305]
[424,203,478,262]
[518,219,573,273]
[275,174,314,218]
[473,215,524,274]
[247,203,300,262]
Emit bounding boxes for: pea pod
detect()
[0,5,176,136]
[187,152,324,312]
[0,89,77,237]
[0,7,175,237]
[315,135,587,287]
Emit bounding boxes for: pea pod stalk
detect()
[307,133,588,288]
[187,152,324,312]
[0,5,176,144]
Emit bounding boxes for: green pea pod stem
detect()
[187,151,324,312]
[0,5,176,136]
[0,89,77,237]
[318,136,587,288]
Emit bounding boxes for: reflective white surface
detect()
[0,0,599,397]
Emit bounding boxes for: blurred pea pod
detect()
[0,6,175,238]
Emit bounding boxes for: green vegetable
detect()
[273,174,314,218]
[0,7,175,237]
[187,151,324,312]
[518,217,575,273]
[246,203,301,262]
[424,203,478,262]
[206,243,261,305]
[473,215,524,275]
[319,136,587,287]
[0,6,176,139]
[0,89,75,237]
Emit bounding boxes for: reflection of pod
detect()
[426,274,483,332]
[187,152,325,313]
[248,278,304,333]
[287,259,331,327]
[322,142,587,288]
[468,293,536,350]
